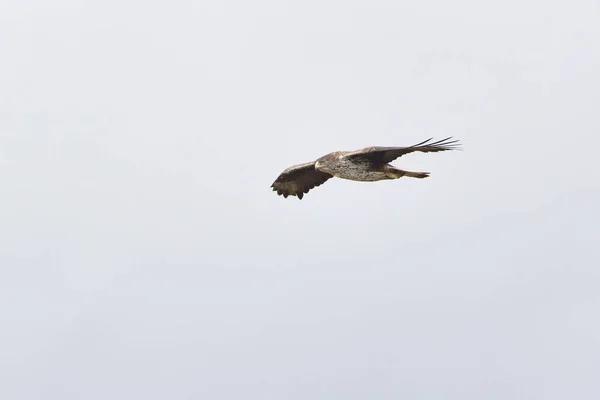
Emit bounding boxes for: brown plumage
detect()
[271,137,461,199]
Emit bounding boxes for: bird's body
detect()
[270,137,461,199]
[314,153,387,181]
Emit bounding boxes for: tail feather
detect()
[386,167,430,179]
[403,170,430,179]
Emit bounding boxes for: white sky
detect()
[1,0,599,399]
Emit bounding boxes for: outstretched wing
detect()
[271,161,333,199]
[346,137,461,164]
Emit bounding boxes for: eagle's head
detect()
[315,153,338,174]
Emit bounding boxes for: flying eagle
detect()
[271,137,461,199]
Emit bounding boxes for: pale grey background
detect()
[1,0,599,399]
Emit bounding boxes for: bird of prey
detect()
[270,137,461,199]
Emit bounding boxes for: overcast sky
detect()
[1,0,599,399]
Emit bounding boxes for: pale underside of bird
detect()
[270,137,461,199]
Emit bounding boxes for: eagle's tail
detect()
[402,170,430,179]
[386,167,430,179]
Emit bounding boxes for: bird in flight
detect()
[271,137,461,199]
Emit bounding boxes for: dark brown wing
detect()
[271,161,334,199]
[345,137,461,164]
